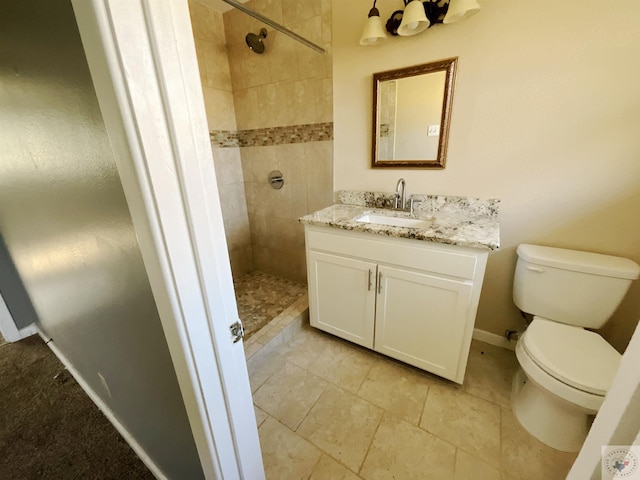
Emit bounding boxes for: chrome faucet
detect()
[394,178,406,210]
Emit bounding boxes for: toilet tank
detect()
[513,244,640,329]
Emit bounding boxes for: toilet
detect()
[511,244,640,452]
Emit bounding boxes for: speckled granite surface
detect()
[300,190,500,250]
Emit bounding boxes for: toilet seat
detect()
[522,317,621,395]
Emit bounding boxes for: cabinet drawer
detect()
[306,227,478,280]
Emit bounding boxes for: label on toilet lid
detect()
[522,317,622,395]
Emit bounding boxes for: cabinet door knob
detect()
[368,269,373,291]
[378,272,383,293]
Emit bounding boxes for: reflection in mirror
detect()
[372,58,457,169]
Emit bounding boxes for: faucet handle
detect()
[410,197,422,215]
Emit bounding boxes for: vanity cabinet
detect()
[305,225,488,384]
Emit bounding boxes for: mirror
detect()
[372,57,457,169]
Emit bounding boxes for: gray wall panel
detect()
[0,0,204,477]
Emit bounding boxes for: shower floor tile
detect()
[234,271,306,340]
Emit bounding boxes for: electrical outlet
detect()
[428,124,440,136]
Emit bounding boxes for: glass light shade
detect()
[397,1,430,36]
[360,13,387,45]
[443,0,480,24]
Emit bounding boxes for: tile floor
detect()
[247,323,578,480]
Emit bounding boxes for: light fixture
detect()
[361,0,480,42]
[359,0,388,45]
[397,0,430,36]
[443,0,480,23]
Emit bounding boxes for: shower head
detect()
[245,28,267,54]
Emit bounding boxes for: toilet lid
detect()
[522,317,621,395]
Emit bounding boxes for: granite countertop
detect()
[299,190,500,251]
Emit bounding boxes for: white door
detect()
[308,251,376,348]
[374,265,472,381]
[73,1,263,478]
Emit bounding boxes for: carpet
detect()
[0,335,154,479]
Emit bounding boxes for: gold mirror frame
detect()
[372,57,457,169]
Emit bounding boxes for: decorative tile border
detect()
[210,122,333,148]
[210,130,240,147]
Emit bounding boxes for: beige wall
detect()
[189,0,254,278]
[334,0,640,351]
[394,72,444,160]
[224,0,333,282]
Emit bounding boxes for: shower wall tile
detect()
[291,14,323,45]
[211,123,333,148]
[210,130,240,148]
[223,212,252,251]
[223,7,262,47]
[212,147,244,185]
[275,143,307,185]
[232,88,261,130]
[249,216,305,254]
[190,1,233,92]
[282,0,321,25]
[240,145,279,184]
[321,0,332,43]
[202,87,237,131]
[268,32,300,84]
[229,245,254,279]
[292,17,325,81]
[253,245,307,284]
[224,0,283,47]
[258,81,296,127]
[203,40,232,91]
[304,141,334,213]
[218,182,250,222]
[189,0,221,42]
[190,0,253,280]
[246,183,308,221]
[220,0,332,282]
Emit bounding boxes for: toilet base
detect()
[511,368,593,453]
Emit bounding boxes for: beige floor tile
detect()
[247,348,286,393]
[500,408,577,480]
[281,326,333,370]
[463,340,519,409]
[310,455,361,480]
[307,338,376,393]
[298,385,383,473]
[357,358,431,425]
[254,405,269,428]
[253,362,328,430]
[360,413,456,480]
[259,417,322,480]
[420,383,502,468]
[454,449,501,480]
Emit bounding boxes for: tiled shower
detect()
[188,0,333,335]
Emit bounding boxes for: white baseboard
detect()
[473,328,517,351]
[36,330,167,480]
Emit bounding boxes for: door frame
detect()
[72,1,263,478]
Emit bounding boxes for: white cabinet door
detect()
[374,265,473,381]
[307,251,376,348]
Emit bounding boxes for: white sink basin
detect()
[356,213,433,230]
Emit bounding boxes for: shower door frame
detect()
[73,0,263,479]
